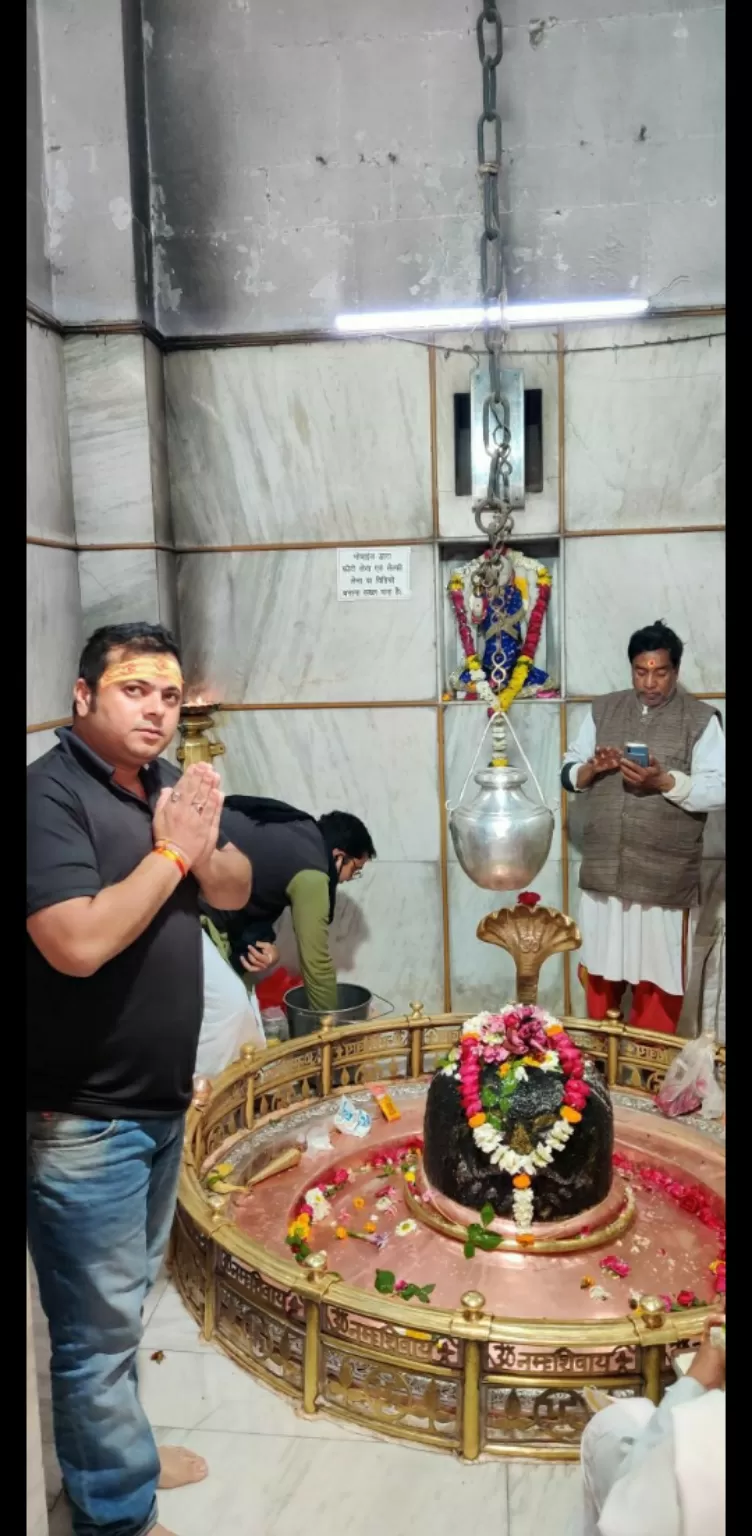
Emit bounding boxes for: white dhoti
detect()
[578,891,690,995]
[195,930,265,1079]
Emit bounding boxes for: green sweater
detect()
[286,868,338,1011]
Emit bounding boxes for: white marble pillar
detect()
[27,1257,48,1536]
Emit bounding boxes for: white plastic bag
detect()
[655,1034,725,1121]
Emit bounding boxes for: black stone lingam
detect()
[423,1059,613,1222]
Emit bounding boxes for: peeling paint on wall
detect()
[155,243,183,313]
[29,1,726,330]
[109,196,133,232]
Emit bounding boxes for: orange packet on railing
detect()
[372,1087,401,1122]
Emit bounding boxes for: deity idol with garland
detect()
[447,546,559,706]
[423,1006,613,1228]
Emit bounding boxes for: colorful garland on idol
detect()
[439,1006,590,1230]
[447,549,555,713]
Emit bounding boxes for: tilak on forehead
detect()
[99,654,184,690]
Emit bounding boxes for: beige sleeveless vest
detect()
[579,688,718,909]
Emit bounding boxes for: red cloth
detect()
[578,965,682,1036]
[255,967,303,1013]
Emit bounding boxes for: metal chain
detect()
[473,3,513,550]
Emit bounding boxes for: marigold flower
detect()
[335,1226,348,1240]
[513,1174,531,1189]
[353,1196,365,1210]
[469,1113,486,1128]
[560,1106,582,1123]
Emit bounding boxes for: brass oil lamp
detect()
[177,695,226,770]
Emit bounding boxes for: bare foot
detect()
[157,1445,209,1489]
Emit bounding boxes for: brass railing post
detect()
[202,1221,222,1341]
[241,1043,257,1129]
[302,1252,328,1414]
[640,1295,666,1404]
[409,1004,425,1078]
[460,1290,485,1460]
[605,1010,623,1087]
[320,1017,334,1098]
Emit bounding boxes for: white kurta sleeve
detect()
[662,715,726,814]
[597,1379,705,1536]
[562,709,596,791]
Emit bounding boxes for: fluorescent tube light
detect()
[334,299,649,334]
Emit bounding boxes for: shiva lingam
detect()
[478,894,581,1004]
[177,696,226,770]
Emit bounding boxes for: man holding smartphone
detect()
[561,620,725,1034]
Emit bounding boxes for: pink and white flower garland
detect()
[442,1007,591,1229]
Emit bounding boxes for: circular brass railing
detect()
[173,1011,724,1460]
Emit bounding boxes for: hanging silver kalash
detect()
[448,3,554,892]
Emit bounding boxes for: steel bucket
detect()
[283,983,394,1040]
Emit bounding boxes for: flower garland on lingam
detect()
[439,1005,589,1230]
[446,547,557,711]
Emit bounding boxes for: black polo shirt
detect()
[27,728,225,1120]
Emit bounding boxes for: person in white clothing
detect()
[581,1314,725,1536]
[195,924,277,1078]
[562,621,725,1034]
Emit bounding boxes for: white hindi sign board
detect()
[337,548,411,602]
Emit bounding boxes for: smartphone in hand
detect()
[624,742,650,768]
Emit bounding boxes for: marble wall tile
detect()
[64,335,155,544]
[681,862,726,1042]
[144,338,173,545]
[78,549,160,633]
[271,860,444,1015]
[27,322,75,542]
[435,328,560,537]
[220,707,440,861]
[27,730,60,766]
[27,546,82,723]
[449,860,566,1016]
[566,858,589,1018]
[565,318,725,531]
[563,531,725,695]
[165,341,433,545]
[444,700,563,861]
[329,860,444,1014]
[176,547,438,703]
[157,551,180,639]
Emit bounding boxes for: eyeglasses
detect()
[337,856,365,880]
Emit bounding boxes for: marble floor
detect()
[33,1272,585,1536]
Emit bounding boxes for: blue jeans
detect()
[27,1113,185,1536]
